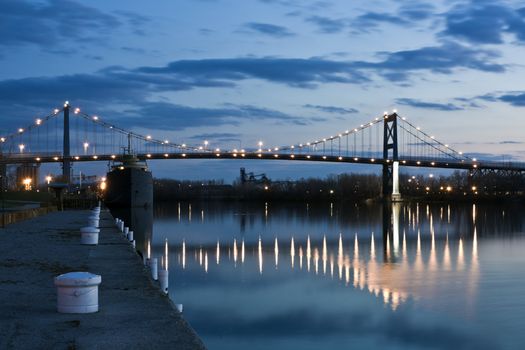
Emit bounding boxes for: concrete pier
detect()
[0,210,206,349]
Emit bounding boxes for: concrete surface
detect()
[0,209,206,349]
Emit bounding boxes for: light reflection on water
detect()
[121,201,525,349]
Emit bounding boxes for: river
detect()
[118,201,525,349]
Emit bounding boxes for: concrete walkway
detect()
[0,209,206,349]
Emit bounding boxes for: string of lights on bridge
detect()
[0,101,485,169]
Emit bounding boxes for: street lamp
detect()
[45,175,52,185]
[19,144,25,153]
[258,141,263,152]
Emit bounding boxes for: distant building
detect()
[16,164,39,191]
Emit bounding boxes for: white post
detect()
[392,161,402,201]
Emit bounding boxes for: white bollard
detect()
[87,215,99,228]
[80,226,100,245]
[132,240,136,249]
[151,258,158,280]
[54,272,101,313]
[159,269,169,294]
[124,227,129,235]
[119,222,124,232]
[115,218,119,226]
[127,230,134,242]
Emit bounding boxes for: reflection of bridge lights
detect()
[18,144,25,153]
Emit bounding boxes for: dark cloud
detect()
[303,104,358,114]
[353,12,408,32]
[398,3,435,21]
[306,16,348,33]
[0,0,120,49]
[395,98,464,111]
[188,133,242,142]
[118,102,309,130]
[441,1,525,44]
[358,42,505,78]
[242,22,295,38]
[479,91,525,107]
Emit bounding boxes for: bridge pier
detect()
[383,113,402,201]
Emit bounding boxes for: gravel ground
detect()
[0,209,206,350]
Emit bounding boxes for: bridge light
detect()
[393,109,397,113]
[147,154,151,158]
[45,175,52,184]
[306,142,311,146]
[338,134,342,138]
[431,162,435,166]
[182,143,186,148]
[417,161,421,165]
[354,129,358,132]
[323,138,326,142]
[19,144,25,153]
[74,108,80,114]
[22,178,32,191]
[64,101,69,107]
[18,128,24,133]
[384,111,388,116]
[354,157,358,161]
[93,116,99,120]
[111,154,116,159]
[402,160,406,164]
[164,140,169,144]
[164,153,169,157]
[0,137,4,142]
[472,158,477,161]
[146,135,152,140]
[215,148,220,152]
[36,118,42,125]
[416,127,420,130]
[371,158,375,162]
[446,186,452,192]
[216,153,221,157]
[291,145,295,149]
[233,153,238,157]
[322,156,327,160]
[74,156,80,160]
[290,154,295,158]
[198,146,203,150]
[430,135,435,139]
[36,157,41,161]
[93,155,98,159]
[53,156,59,161]
[182,153,186,157]
[459,151,463,155]
[83,142,89,153]
[258,154,262,157]
[299,143,303,147]
[307,155,311,159]
[369,122,373,126]
[54,109,60,114]
[402,117,406,120]
[274,154,278,158]
[472,186,477,191]
[473,164,478,168]
[338,156,342,160]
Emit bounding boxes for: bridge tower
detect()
[382,113,401,201]
[62,102,71,184]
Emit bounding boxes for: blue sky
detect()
[2,0,525,181]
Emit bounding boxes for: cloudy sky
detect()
[2,0,525,181]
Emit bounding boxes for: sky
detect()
[2,0,525,182]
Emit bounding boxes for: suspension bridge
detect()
[1,101,524,198]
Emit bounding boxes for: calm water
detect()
[123,201,525,349]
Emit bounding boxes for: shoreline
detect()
[0,209,205,349]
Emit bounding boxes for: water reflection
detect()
[148,201,525,350]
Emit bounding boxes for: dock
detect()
[0,209,206,349]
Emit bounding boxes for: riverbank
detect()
[0,209,206,349]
